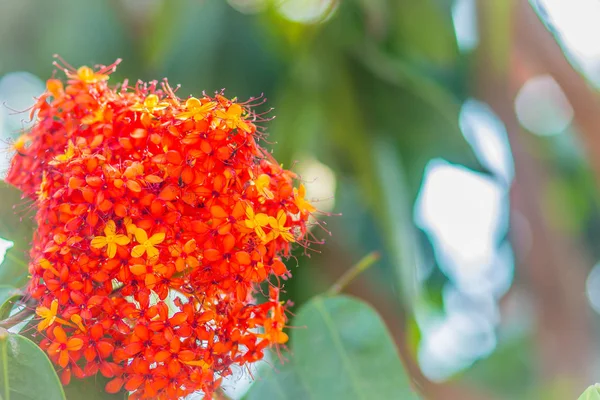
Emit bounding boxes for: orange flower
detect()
[81,106,106,125]
[169,239,199,272]
[47,326,84,368]
[215,103,252,133]
[294,183,316,213]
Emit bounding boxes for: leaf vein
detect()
[313,298,367,400]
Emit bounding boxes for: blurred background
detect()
[1,0,600,399]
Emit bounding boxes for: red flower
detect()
[6,59,318,399]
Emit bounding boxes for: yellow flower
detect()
[267,210,295,243]
[38,257,60,276]
[183,359,211,370]
[176,97,217,121]
[130,94,170,114]
[36,172,49,201]
[75,66,109,84]
[91,220,131,258]
[131,228,165,259]
[51,141,76,164]
[254,174,274,201]
[82,106,105,125]
[12,134,30,153]
[70,314,86,332]
[36,299,76,331]
[215,103,251,133]
[244,205,270,242]
[294,184,316,213]
[36,299,59,331]
[124,217,138,238]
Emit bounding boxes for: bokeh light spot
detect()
[452,0,478,52]
[514,74,573,136]
[276,0,338,24]
[414,159,509,294]
[227,0,268,14]
[0,237,14,266]
[586,262,600,314]
[537,0,600,85]
[459,98,514,185]
[294,154,336,213]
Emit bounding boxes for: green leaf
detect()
[0,285,23,320]
[245,357,310,400]
[292,295,420,400]
[246,296,420,400]
[0,330,66,400]
[63,375,126,400]
[579,385,600,400]
[0,183,33,287]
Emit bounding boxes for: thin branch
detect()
[0,309,32,329]
[327,251,380,296]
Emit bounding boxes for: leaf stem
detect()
[0,329,9,400]
[327,251,380,296]
[4,252,27,269]
[0,297,36,329]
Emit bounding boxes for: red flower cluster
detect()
[6,59,316,399]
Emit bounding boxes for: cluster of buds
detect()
[6,59,317,399]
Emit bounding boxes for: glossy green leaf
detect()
[299,295,418,399]
[579,385,600,400]
[0,330,66,400]
[63,375,126,400]
[0,285,23,320]
[246,296,420,400]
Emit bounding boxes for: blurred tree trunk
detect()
[476,0,594,396]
